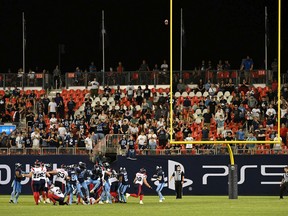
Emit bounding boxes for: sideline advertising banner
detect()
[0,155,287,195]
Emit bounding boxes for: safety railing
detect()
[0,73,52,89]
[177,69,273,86]
[1,145,288,155]
[0,69,274,89]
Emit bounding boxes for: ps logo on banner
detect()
[202,165,286,185]
[150,160,193,191]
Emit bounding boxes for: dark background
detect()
[0,0,286,73]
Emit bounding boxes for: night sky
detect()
[0,0,287,74]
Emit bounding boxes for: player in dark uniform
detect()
[155,166,166,202]
[67,166,78,205]
[89,164,103,199]
[9,163,24,204]
[280,166,288,199]
[76,162,90,204]
[118,167,130,203]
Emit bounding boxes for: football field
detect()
[0,195,287,216]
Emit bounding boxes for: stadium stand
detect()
[0,68,287,156]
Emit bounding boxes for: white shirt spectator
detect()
[90,80,99,90]
[160,62,169,72]
[137,134,147,146]
[129,125,139,135]
[50,117,58,128]
[48,101,57,113]
[15,135,23,149]
[31,131,41,149]
[58,126,67,138]
[251,108,261,118]
[273,136,282,153]
[85,136,93,151]
[127,85,134,97]
[214,109,224,120]
[266,107,276,116]
[185,136,194,149]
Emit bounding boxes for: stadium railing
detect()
[177,69,273,86]
[0,69,273,89]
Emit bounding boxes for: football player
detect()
[9,163,24,204]
[48,184,68,205]
[118,167,129,203]
[155,166,165,202]
[23,160,50,205]
[126,168,152,204]
[98,162,112,204]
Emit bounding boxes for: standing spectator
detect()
[55,93,64,119]
[203,109,213,129]
[135,86,143,106]
[136,130,147,152]
[42,95,50,116]
[116,61,124,84]
[67,97,76,120]
[26,109,35,128]
[31,129,41,154]
[119,135,128,156]
[240,56,254,83]
[158,127,168,148]
[48,98,57,118]
[245,132,257,151]
[160,60,168,83]
[143,85,151,100]
[53,65,61,89]
[85,133,94,154]
[89,78,99,98]
[216,115,226,136]
[271,58,277,80]
[223,60,231,70]
[89,62,97,73]
[139,60,150,84]
[126,82,134,101]
[127,135,136,160]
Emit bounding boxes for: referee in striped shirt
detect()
[280,166,288,199]
[170,165,185,199]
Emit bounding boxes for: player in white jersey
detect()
[48,185,67,205]
[22,160,50,205]
[126,168,152,204]
[48,165,69,195]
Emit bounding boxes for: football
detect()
[164,19,169,25]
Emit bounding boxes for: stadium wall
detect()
[0,155,287,195]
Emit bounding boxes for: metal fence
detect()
[0,73,52,89]
[0,70,277,89]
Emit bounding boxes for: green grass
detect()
[0,195,287,216]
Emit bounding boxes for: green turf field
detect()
[0,195,287,216]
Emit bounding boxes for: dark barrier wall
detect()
[0,155,288,195]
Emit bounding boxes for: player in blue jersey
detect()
[155,166,166,202]
[9,163,25,204]
[67,166,78,205]
[98,162,112,204]
[75,162,90,204]
[89,164,103,198]
[118,167,130,203]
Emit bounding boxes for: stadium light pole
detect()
[102,10,105,87]
[22,12,26,75]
